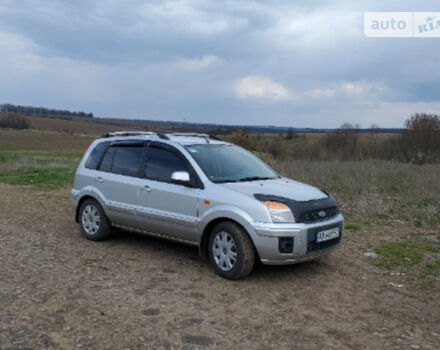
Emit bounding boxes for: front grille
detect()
[298,206,339,223]
[306,223,343,253]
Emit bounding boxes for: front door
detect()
[137,143,201,243]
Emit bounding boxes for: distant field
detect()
[27,115,145,136]
[0,128,94,150]
[0,129,89,189]
[1,112,226,136]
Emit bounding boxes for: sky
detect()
[0,0,439,128]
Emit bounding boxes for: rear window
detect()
[111,146,144,177]
[99,147,116,172]
[85,142,109,169]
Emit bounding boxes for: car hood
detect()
[219,177,327,202]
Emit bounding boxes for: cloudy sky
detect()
[0,0,439,127]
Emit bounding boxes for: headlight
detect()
[261,201,295,223]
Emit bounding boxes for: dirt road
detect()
[0,183,439,349]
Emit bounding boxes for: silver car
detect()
[72,132,344,279]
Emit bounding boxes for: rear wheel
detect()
[208,221,255,280]
[78,199,112,241]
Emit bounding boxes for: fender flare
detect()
[74,187,107,222]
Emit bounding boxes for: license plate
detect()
[316,227,340,243]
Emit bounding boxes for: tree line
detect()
[225,113,440,164]
[0,103,93,119]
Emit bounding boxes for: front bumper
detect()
[246,214,344,265]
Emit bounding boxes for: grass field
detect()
[0,129,89,188]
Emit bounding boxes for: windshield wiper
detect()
[236,176,275,182]
[214,179,239,183]
[214,176,276,183]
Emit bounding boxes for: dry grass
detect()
[226,131,401,161]
[271,159,440,226]
[0,151,82,172]
[0,128,94,150]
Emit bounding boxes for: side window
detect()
[145,147,189,182]
[99,147,116,172]
[111,146,143,177]
[85,142,109,169]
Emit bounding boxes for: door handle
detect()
[141,185,152,192]
[96,177,104,183]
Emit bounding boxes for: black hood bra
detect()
[254,192,340,223]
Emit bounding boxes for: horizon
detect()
[1,101,405,131]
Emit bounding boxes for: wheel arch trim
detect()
[74,187,107,222]
[197,206,259,261]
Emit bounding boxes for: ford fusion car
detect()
[72,132,344,279]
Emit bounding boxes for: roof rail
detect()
[101,131,156,138]
[166,133,209,137]
[100,131,223,142]
[165,133,223,143]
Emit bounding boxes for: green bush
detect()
[399,113,440,164]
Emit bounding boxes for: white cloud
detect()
[0,31,34,50]
[233,77,389,103]
[304,81,389,100]
[342,82,363,95]
[235,76,293,100]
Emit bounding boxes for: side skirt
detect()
[112,223,199,247]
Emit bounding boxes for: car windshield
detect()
[185,144,278,183]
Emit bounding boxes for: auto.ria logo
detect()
[364,12,440,38]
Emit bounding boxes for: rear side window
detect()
[99,147,116,172]
[145,147,189,182]
[111,146,143,177]
[85,142,109,169]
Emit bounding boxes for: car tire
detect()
[78,199,112,241]
[208,221,255,280]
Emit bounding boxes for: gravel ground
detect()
[0,183,439,350]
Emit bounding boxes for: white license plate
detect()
[316,227,340,243]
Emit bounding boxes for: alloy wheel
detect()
[81,204,101,235]
[212,231,237,271]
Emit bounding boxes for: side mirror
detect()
[171,171,191,185]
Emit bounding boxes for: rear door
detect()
[95,141,146,229]
[137,142,201,243]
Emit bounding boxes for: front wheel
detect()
[208,221,255,280]
[78,199,112,241]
